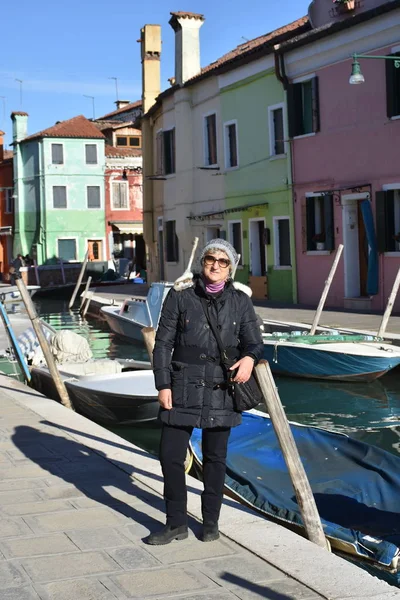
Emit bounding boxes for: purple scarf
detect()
[204,279,226,295]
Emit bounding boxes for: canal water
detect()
[34,296,400,458]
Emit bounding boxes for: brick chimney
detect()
[115,100,130,110]
[11,111,28,143]
[0,131,4,162]
[140,24,161,114]
[169,12,204,86]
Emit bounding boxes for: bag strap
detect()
[200,298,229,364]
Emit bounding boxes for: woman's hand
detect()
[158,389,173,410]
[229,356,255,384]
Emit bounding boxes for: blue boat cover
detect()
[360,198,379,296]
[190,413,400,570]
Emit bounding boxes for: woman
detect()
[147,239,264,546]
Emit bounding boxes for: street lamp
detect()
[349,53,400,85]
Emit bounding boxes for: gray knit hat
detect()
[200,238,238,269]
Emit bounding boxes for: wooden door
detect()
[88,240,103,261]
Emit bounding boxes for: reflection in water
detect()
[34,298,400,457]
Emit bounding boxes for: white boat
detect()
[30,362,159,426]
[262,331,400,382]
[0,285,41,306]
[101,282,173,341]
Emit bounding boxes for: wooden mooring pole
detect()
[15,277,74,411]
[255,360,328,549]
[310,244,344,335]
[69,250,89,310]
[141,327,156,367]
[378,266,400,338]
[80,276,92,311]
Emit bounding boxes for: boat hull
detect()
[101,308,144,342]
[30,368,159,426]
[263,342,400,382]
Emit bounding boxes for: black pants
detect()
[159,424,231,527]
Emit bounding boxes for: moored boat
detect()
[190,409,400,576]
[101,281,173,341]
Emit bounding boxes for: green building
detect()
[12,112,106,265]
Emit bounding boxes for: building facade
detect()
[12,113,106,265]
[0,132,14,275]
[282,0,400,311]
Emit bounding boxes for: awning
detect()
[109,221,143,235]
[0,226,12,236]
[187,201,269,221]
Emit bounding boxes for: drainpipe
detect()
[274,43,298,304]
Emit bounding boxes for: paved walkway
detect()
[0,376,398,599]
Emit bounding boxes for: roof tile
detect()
[98,100,142,120]
[24,115,105,142]
[105,145,142,158]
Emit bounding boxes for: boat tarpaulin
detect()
[360,198,379,296]
[190,412,400,570]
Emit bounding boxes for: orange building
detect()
[0,132,14,279]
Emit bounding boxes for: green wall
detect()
[220,70,296,302]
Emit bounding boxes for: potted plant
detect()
[393,232,400,252]
[313,232,326,251]
[333,0,356,12]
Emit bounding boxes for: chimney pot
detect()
[140,24,162,114]
[169,11,205,85]
[115,100,131,110]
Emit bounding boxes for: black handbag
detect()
[200,298,263,412]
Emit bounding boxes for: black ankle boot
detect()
[146,524,188,546]
[202,522,219,542]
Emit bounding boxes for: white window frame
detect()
[203,111,218,167]
[273,216,292,270]
[268,103,287,159]
[51,143,64,165]
[163,127,176,176]
[111,180,129,211]
[57,236,78,262]
[223,119,239,170]
[84,143,98,165]
[86,184,102,210]
[52,185,68,209]
[4,188,13,214]
[228,219,243,267]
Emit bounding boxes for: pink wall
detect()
[293,47,400,311]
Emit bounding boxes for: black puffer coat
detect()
[153,275,264,429]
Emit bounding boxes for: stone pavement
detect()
[0,376,398,600]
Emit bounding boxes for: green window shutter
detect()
[386,56,395,119]
[287,84,296,139]
[324,194,334,251]
[306,197,315,251]
[312,77,320,133]
[386,190,395,252]
[375,191,387,253]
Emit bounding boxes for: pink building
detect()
[279,0,400,312]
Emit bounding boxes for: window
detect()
[85,144,97,164]
[304,195,334,252]
[269,104,285,156]
[376,189,400,252]
[5,189,13,214]
[288,77,320,138]
[386,54,400,118]
[58,238,77,261]
[163,129,175,175]
[274,217,292,267]
[224,121,238,169]
[166,220,179,262]
[112,181,129,210]
[51,144,64,165]
[204,113,217,166]
[87,186,101,209]
[229,221,242,265]
[53,186,67,209]
[116,136,141,147]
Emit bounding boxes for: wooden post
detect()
[59,259,66,285]
[255,360,328,549]
[80,276,92,311]
[310,244,344,335]
[378,266,400,338]
[15,277,74,411]
[33,260,40,286]
[68,250,89,309]
[82,291,94,318]
[141,326,156,367]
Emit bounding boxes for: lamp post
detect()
[349,53,400,85]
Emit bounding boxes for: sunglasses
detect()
[203,255,230,269]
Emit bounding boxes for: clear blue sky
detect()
[1,0,310,148]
